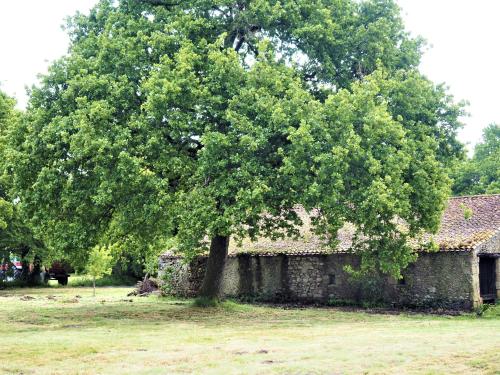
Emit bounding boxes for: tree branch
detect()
[303,71,317,80]
[141,0,181,8]
[246,40,259,56]
[234,34,245,52]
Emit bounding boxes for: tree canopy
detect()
[0,91,15,232]
[8,0,464,298]
[0,90,44,268]
[452,123,500,196]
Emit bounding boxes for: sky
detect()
[0,1,498,153]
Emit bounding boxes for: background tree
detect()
[0,90,46,284]
[0,91,15,234]
[10,0,464,300]
[86,245,114,296]
[452,123,499,195]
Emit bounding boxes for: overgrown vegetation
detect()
[460,203,474,220]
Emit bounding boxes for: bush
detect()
[66,274,137,287]
[475,303,491,317]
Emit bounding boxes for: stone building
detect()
[160,195,500,309]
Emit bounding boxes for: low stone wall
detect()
[159,251,478,309]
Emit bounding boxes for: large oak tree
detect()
[9,0,464,299]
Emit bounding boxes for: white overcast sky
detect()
[0,1,499,152]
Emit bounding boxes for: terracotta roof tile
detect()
[429,194,500,250]
[229,195,500,256]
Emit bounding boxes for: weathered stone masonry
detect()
[159,195,500,310]
[160,251,480,309]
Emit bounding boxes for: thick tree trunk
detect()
[19,248,43,286]
[198,235,230,300]
[19,247,30,282]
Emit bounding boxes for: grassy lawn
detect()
[0,287,499,375]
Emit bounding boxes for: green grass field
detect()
[0,287,499,375]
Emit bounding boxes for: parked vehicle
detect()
[0,257,22,281]
[0,255,71,285]
[46,261,72,285]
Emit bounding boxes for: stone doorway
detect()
[479,256,497,302]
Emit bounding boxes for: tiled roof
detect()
[228,195,500,256]
[425,194,500,251]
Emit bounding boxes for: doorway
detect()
[479,257,497,302]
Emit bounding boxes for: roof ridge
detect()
[449,193,500,199]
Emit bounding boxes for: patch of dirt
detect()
[62,298,79,304]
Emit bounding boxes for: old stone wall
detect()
[159,251,478,309]
[476,231,500,255]
[158,254,206,297]
[398,252,477,309]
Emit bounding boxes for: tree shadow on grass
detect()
[3,297,285,333]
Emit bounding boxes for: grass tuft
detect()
[193,296,221,307]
